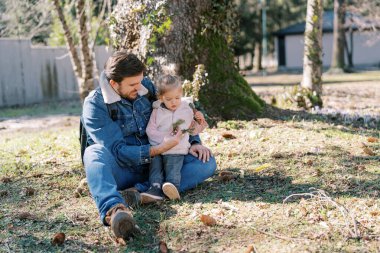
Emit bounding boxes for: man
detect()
[82,51,216,240]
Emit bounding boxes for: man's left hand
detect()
[189,144,212,163]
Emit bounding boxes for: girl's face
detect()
[160,87,182,111]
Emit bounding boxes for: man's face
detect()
[110,72,144,100]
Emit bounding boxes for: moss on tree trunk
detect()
[110,0,264,120]
[192,34,264,119]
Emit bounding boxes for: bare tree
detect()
[110,0,264,120]
[301,0,324,107]
[329,0,346,73]
[52,0,111,102]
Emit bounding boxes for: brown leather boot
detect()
[104,203,137,239]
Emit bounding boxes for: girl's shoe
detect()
[162,182,180,200]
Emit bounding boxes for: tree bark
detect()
[330,0,346,72]
[111,0,264,120]
[253,41,263,72]
[52,0,82,80]
[76,0,94,101]
[301,0,323,98]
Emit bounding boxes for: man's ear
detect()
[109,79,118,89]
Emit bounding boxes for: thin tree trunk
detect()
[253,41,262,72]
[301,0,323,96]
[330,0,346,72]
[77,0,94,101]
[52,0,82,80]
[344,28,353,68]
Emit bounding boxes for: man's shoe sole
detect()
[162,183,180,200]
[140,192,163,204]
[111,211,136,239]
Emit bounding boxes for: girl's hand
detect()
[194,111,206,124]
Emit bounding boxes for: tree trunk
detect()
[110,0,264,120]
[52,0,82,80]
[253,41,263,72]
[76,0,94,101]
[301,0,323,103]
[329,0,346,72]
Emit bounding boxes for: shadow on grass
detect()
[258,104,380,131]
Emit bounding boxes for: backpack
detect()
[79,80,155,165]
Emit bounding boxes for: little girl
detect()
[142,74,208,201]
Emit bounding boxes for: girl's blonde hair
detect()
[156,74,182,96]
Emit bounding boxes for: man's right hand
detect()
[163,129,183,148]
[150,130,184,157]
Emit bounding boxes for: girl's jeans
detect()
[149,154,184,189]
[83,144,216,224]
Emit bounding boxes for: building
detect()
[273,10,380,69]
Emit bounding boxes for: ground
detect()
[0,70,379,252]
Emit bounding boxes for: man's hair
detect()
[156,74,182,96]
[104,51,146,82]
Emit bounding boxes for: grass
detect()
[1,72,380,252]
[0,100,81,119]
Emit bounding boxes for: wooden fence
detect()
[0,39,111,107]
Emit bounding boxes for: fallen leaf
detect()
[367,137,379,143]
[219,171,233,176]
[221,132,236,139]
[245,245,255,253]
[218,171,236,182]
[200,214,216,226]
[1,177,12,183]
[115,237,126,246]
[218,174,236,182]
[271,152,284,159]
[355,165,366,171]
[370,211,380,217]
[16,212,36,220]
[362,146,375,156]
[51,232,65,246]
[24,187,35,196]
[253,163,271,173]
[159,241,168,253]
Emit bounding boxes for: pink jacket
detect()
[146,97,207,155]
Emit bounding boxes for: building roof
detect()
[274,10,379,36]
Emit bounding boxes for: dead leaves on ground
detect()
[51,232,66,246]
[360,142,376,156]
[367,137,379,143]
[1,177,12,183]
[200,214,217,226]
[15,211,37,220]
[159,241,168,253]
[217,171,236,182]
[221,132,236,139]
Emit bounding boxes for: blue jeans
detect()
[150,154,184,189]
[83,144,216,224]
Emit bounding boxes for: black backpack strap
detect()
[79,116,88,165]
[106,103,118,121]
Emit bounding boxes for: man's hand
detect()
[189,144,212,163]
[163,129,183,147]
[150,130,184,157]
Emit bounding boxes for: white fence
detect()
[0,38,112,107]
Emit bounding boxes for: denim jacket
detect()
[82,71,201,172]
